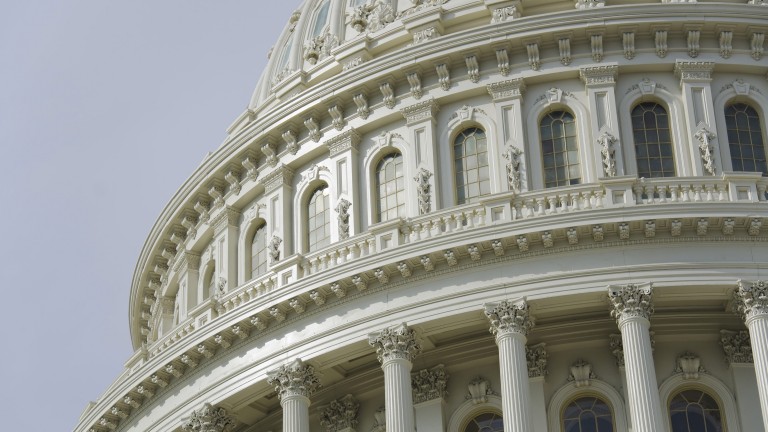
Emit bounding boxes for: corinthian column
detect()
[732,279,768,430]
[266,359,321,432]
[607,283,665,432]
[484,299,534,432]
[369,323,421,432]
[181,403,235,432]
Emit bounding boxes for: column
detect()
[181,402,235,432]
[487,78,528,195]
[400,99,441,211]
[579,65,622,181]
[720,329,763,431]
[732,279,768,430]
[369,323,421,432]
[484,299,534,432]
[266,359,321,432]
[674,61,719,176]
[607,283,665,432]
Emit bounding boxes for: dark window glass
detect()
[632,102,676,178]
[563,397,615,432]
[669,389,723,432]
[725,103,767,175]
[455,127,490,203]
[541,111,580,188]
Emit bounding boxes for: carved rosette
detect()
[181,403,235,432]
[608,283,654,324]
[484,299,534,337]
[733,280,768,321]
[411,364,449,403]
[720,330,753,364]
[320,394,359,432]
[266,359,321,400]
[526,343,548,377]
[368,323,421,364]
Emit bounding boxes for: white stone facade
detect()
[75,1,768,432]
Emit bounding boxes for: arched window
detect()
[202,263,216,300]
[307,185,331,251]
[669,389,723,432]
[562,396,615,432]
[454,127,490,204]
[375,152,405,222]
[250,223,268,279]
[311,0,331,37]
[632,102,675,178]
[541,111,580,188]
[463,412,503,432]
[725,102,767,175]
[276,33,294,73]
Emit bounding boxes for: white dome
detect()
[77,1,768,432]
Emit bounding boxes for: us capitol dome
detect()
[75,1,768,431]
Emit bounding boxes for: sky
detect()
[0,1,303,430]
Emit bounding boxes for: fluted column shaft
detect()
[608,283,665,432]
[369,323,421,432]
[382,357,416,432]
[281,394,311,432]
[496,331,532,432]
[733,280,768,430]
[617,315,665,432]
[484,299,534,432]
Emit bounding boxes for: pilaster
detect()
[721,329,762,431]
[484,299,534,432]
[210,207,241,292]
[400,99,440,212]
[579,64,622,180]
[732,280,768,430]
[325,129,361,241]
[263,165,294,264]
[487,79,528,194]
[526,343,548,432]
[608,283,665,432]
[674,61,719,176]
[412,364,448,432]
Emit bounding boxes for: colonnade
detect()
[188,280,768,432]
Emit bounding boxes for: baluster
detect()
[717,184,728,202]
[594,190,605,208]
[692,185,703,202]
[465,211,476,230]
[633,183,644,204]
[523,199,534,218]
[656,185,667,204]
[534,197,545,216]
[546,196,557,215]
[704,184,715,202]
[476,208,486,227]
[758,183,767,201]
[512,199,522,220]
[680,185,691,202]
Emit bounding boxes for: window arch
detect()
[276,33,294,73]
[725,102,767,175]
[249,223,268,279]
[307,185,331,252]
[454,127,490,204]
[202,262,216,300]
[669,389,724,432]
[375,152,406,222]
[310,0,331,37]
[631,102,675,178]
[562,396,615,432]
[463,412,503,432]
[541,111,580,188]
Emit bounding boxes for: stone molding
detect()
[263,165,294,194]
[486,78,526,101]
[579,64,618,87]
[369,323,421,363]
[720,329,753,364]
[608,283,654,323]
[674,60,715,86]
[484,298,534,337]
[400,98,439,125]
[266,359,321,400]
[326,128,361,157]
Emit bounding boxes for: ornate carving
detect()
[421,255,434,271]
[751,31,765,60]
[623,31,636,60]
[282,130,299,155]
[309,290,326,306]
[406,71,422,99]
[289,297,305,314]
[412,364,449,403]
[347,0,395,33]
[516,235,529,252]
[241,155,259,181]
[330,282,346,298]
[320,394,359,432]
[674,61,715,85]
[558,37,571,66]
[722,218,735,235]
[353,93,370,119]
[491,239,505,256]
[655,29,668,58]
[580,65,617,87]
[697,218,709,236]
[268,235,282,263]
[267,359,321,399]
[401,98,439,125]
[368,323,421,363]
[435,63,450,90]
[671,219,682,236]
[487,78,525,101]
[503,146,523,193]
[335,198,351,239]
[675,351,705,379]
[576,0,605,8]
[608,283,654,323]
[719,30,733,59]
[695,125,717,175]
[261,141,278,167]
[609,334,624,366]
[568,359,596,387]
[720,329,753,364]
[733,280,768,320]
[468,244,481,261]
[496,48,510,76]
[484,299,533,336]
[526,343,548,377]
[466,377,497,404]
[593,225,604,242]
[412,27,437,45]
[444,250,458,266]
[181,403,235,432]
[491,4,521,23]
[380,82,396,109]
[327,129,361,157]
[398,262,412,277]
[567,228,578,245]
[526,43,540,71]
[749,218,762,236]
[304,32,338,65]
[542,232,554,248]
[351,275,367,291]
[590,34,604,62]
[414,167,433,214]
[465,55,480,83]
[687,29,701,58]
[598,130,617,177]
[372,407,386,432]
[374,268,389,284]
[304,117,322,142]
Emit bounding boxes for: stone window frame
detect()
[547,379,629,432]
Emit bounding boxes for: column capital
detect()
[326,128,361,157]
[486,78,526,102]
[368,322,421,363]
[721,329,754,364]
[608,282,654,324]
[181,403,235,432]
[266,359,321,400]
[526,343,548,378]
[733,280,768,321]
[579,64,618,87]
[674,60,715,86]
[400,98,439,125]
[411,364,449,403]
[484,298,534,337]
[320,394,360,431]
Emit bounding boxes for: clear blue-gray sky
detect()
[0,1,302,430]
